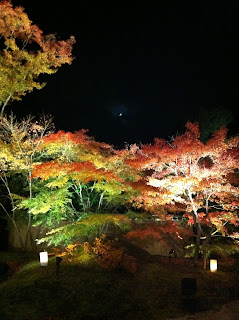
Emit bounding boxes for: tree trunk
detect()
[194,224,201,267]
[202,234,212,270]
[202,240,207,270]
[0,93,12,118]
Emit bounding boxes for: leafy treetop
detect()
[124,122,239,240]
[0,0,75,115]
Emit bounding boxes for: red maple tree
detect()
[124,122,239,267]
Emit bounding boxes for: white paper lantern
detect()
[39,251,48,266]
[210,259,217,272]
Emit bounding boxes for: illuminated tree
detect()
[20,130,135,245]
[0,114,54,249]
[32,130,135,212]
[0,0,75,115]
[125,123,239,267]
[0,0,75,250]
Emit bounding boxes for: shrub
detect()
[83,235,137,274]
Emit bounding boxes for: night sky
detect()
[9,0,239,147]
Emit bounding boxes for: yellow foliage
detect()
[0,1,75,110]
[45,176,70,188]
[51,243,79,262]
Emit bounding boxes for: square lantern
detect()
[210,259,217,272]
[39,251,48,266]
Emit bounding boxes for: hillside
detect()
[0,247,239,320]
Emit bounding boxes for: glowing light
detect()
[39,251,48,266]
[210,259,217,272]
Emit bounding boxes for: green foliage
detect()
[37,214,132,246]
[207,243,239,259]
[185,242,239,259]
[19,182,80,230]
[73,180,130,213]
[21,184,72,215]
[0,113,55,250]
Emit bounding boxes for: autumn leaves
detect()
[0,0,75,115]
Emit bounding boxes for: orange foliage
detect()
[126,222,192,241]
[124,122,239,213]
[32,160,122,184]
[40,130,112,152]
[83,235,137,273]
[0,1,75,109]
[0,1,42,43]
[51,243,79,261]
[126,228,163,240]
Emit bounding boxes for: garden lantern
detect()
[210,259,217,272]
[39,251,48,266]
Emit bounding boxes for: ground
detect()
[167,300,239,320]
[0,247,239,320]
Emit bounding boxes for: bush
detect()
[83,235,137,274]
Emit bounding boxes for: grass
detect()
[0,246,239,320]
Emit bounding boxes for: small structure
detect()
[39,251,48,266]
[210,259,217,272]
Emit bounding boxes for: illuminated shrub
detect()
[51,243,94,263]
[51,243,80,261]
[83,235,137,274]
